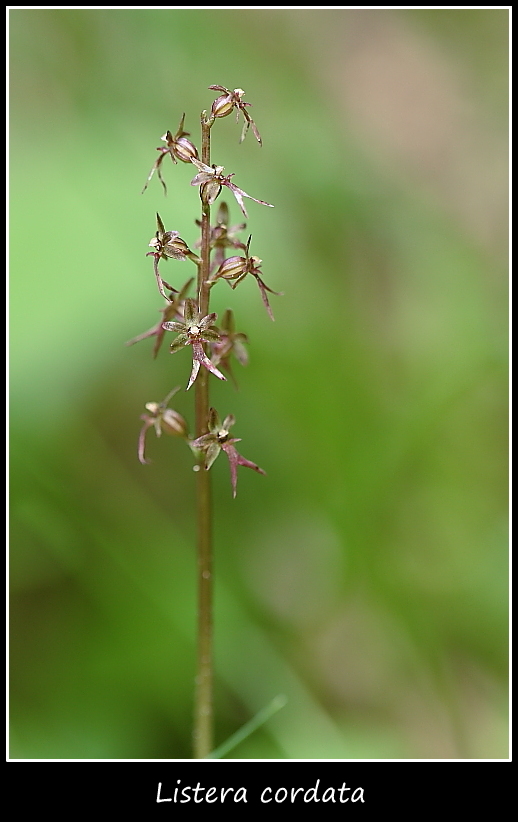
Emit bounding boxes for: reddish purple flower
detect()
[191,408,266,498]
[138,387,188,465]
[142,114,199,195]
[146,213,199,301]
[208,85,262,146]
[162,298,226,390]
[211,235,282,321]
[190,158,274,219]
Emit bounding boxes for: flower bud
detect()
[216,255,247,280]
[173,136,199,163]
[215,201,230,227]
[165,236,191,257]
[211,94,234,119]
[160,408,189,438]
[200,179,222,206]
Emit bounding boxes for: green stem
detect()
[193,112,213,759]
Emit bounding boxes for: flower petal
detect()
[233,338,249,366]
[152,255,169,301]
[227,186,248,218]
[222,414,236,430]
[156,212,166,235]
[183,298,197,324]
[162,321,186,333]
[138,418,154,464]
[191,171,215,187]
[186,356,201,390]
[126,324,160,347]
[226,181,274,210]
[236,453,266,476]
[191,341,227,384]
[142,151,168,195]
[169,333,189,353]
[190,157,214,175]
[208,408,221,432]
[205,442,221,470]
[200,328,221,343]
[191,432,217,450]
[198,312,218,330]
[254,275,282,321]
[220,442,266,497]
[223,444,239,498]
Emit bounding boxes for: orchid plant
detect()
[129,87,278,758]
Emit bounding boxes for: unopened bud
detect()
[160,408,188,438]
[166,236,191,257]
[173,136,199,163]
[215,201,230,227]
[216,255,247,280]
[211,94,234,119]
[200,179,222,206]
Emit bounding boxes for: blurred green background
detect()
[9,9,508,759]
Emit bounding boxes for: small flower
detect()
[147,213,199,301]
[191,408,266,498]
[190,158,274,219]
[142,113,199,195]
[126,277,194,359]
[162,298,227,390]
[210,309,249,387]
[208,86,262,146]
[138,387,188,464]
[211,235,282,321]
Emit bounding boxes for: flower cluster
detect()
[133,85,276,496]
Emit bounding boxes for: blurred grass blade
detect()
[208,695,287,759]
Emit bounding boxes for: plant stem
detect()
[193,113,213,759]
